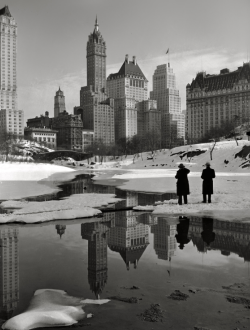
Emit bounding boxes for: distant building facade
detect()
[26,111,50,128]
[107,55,148,141]
[51,111,83,150]
[82,129,94,152]
[186,62,250,143]
[137,99,161,139]
[80,18,114,145]
[150,63,185,148]
[24,127,57,149]
[0,6,23,136]
[0,109,24,137]
[54,87,66,117]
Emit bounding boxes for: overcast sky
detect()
[2,0,250,121]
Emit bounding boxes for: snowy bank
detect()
[0,193,121,224]
[133,175,250,221]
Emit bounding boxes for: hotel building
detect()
[107,55,149,141]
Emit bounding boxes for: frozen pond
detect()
[1,174,250,329]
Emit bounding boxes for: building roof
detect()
[187,62,250,92]
[0,5,12,17]
[24,127,58,133]
[107,59,147,81]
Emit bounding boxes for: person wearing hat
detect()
[201,162,216,203]
[175,163,190,205]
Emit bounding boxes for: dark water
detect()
[1,212,250,322]
[1,174,250,327]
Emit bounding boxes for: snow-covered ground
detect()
[1,140,250,222]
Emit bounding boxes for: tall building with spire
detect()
[54,87,66,117]
[150,63,185,148]
[79,18,114,145]
[0,6,24,137]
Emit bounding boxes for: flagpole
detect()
[166,48,170,66]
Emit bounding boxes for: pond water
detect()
[1,174,250,329]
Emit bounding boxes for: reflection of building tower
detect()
[54,87,66,117]
[80,18,115,145]
[0,228,19,320]
[55,225,66,239]
[108,211,149,270]
[151,217,177,260]
[81,221,110,298]
[114,189,138,210]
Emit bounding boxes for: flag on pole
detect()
[166,48,169,54]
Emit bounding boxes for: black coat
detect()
[175,168,190,196]
[201,167,215,194]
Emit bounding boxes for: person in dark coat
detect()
[175,163,190,205]
[201,162,215,203]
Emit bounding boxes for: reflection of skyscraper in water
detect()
[151,217,177,260]
[114,190,138,209]
[81,221,111,298]
[0,228,19,320]
[108,210,149,270]
[189,216,250,260]
[55,225,66,239]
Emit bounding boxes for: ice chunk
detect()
[2,289,110,330]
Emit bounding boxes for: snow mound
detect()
[2,289,110,330]
[0,193,121,224]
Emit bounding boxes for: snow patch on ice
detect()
[0,194,121,224]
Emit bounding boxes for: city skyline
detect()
[2,0,249,122]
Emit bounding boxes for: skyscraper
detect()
[54,87,66,117]
[107,55,148,141]
[150,63,185,148]
[80,18,114,145]
[0,6,23,136]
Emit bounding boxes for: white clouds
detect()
[19,48,245,122]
